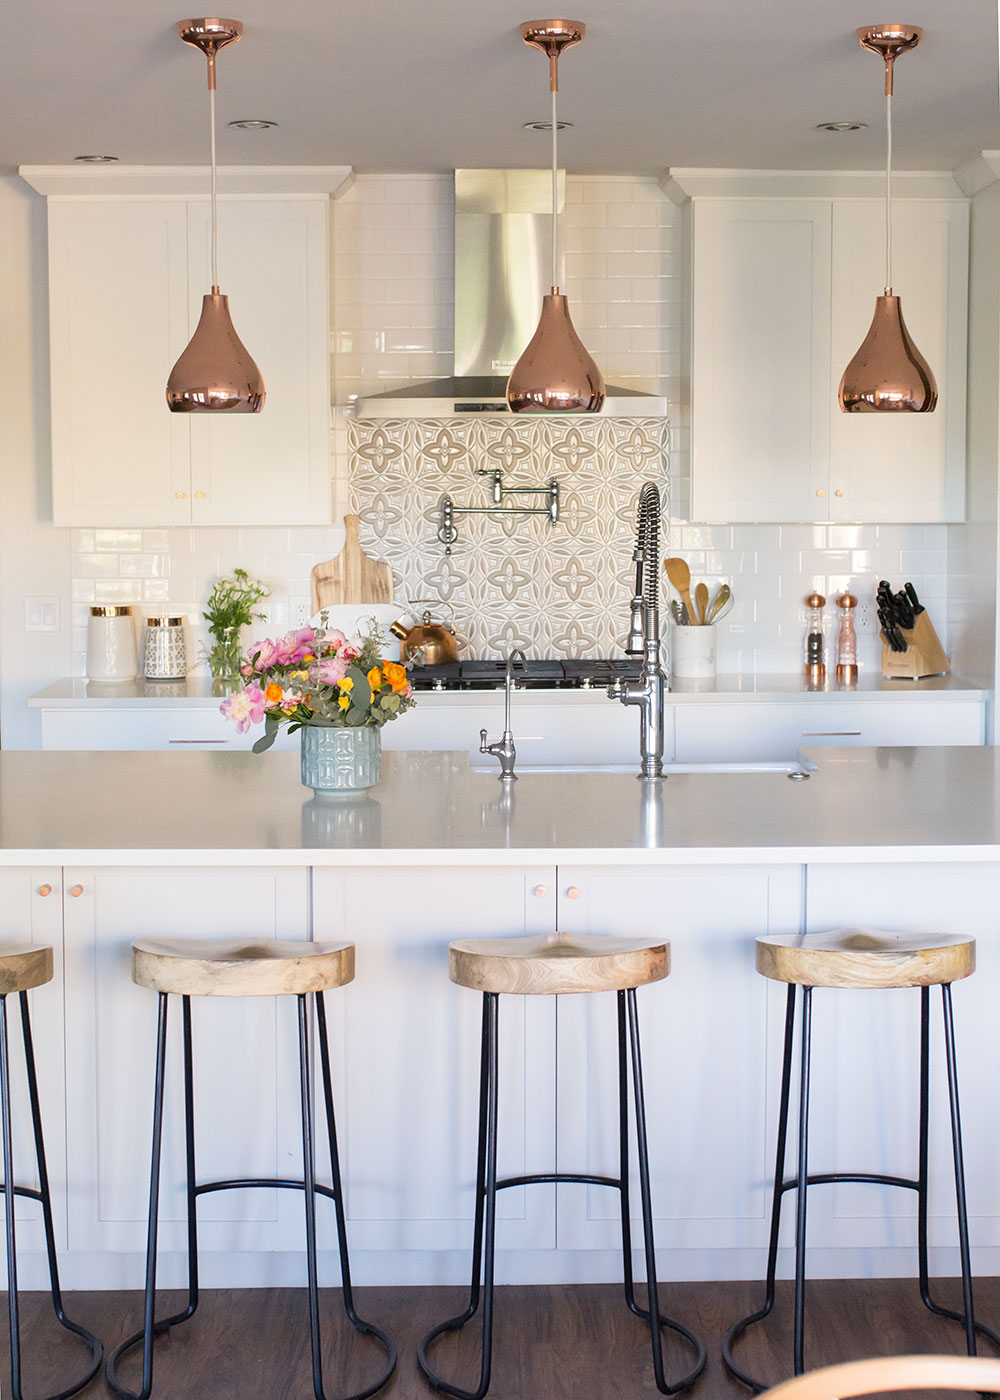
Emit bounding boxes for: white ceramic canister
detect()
[87,605,138,681]
[670,620,717,680]
[142,616,187,680]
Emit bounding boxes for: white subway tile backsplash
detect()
[95,579,142,603]
[119,554,168,578]
[77,554,119,578]
[94,528,142,552]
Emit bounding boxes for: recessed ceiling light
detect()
[523,119,573,132]
[816,120,868,132]
[74,154,119,162]
[228,119,278,130]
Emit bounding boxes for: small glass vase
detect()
[206,625,244,692]
[300,724,382,797]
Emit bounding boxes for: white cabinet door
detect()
[0,869,68,1259]
[187,199,331,526]
[691,200,832,523]
[804,864,1000,1269]
[829,201,968,523]
[63,867,310,1271]
[48,201,192,527]
[673,698,985,762]
[312,867,558,1254]
[553,865,802,1262]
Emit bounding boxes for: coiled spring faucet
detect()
[609,483,666,781]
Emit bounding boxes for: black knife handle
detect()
[904,581,925,615]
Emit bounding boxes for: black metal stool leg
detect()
[1,993,24,1400]
[313,991,396,1398]
[723,984,798,1391]
[298,992,327,1400]
[617,991,637,1312]
[792,986,813,1376]
[943,982,977,1355]
[417,991,500,1400]
[15,989,103,1399]
[626,987,706,1394]
[106,992,170,1400]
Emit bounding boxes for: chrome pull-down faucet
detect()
[480,648,527,782]
[609,483,666,781]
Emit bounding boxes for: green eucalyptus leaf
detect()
[345,664,372,710]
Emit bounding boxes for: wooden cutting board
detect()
[311,514,394,614]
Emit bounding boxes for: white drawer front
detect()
[674,699,984,762]
[40,708,299,752]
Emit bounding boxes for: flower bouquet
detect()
[220,621,415,794]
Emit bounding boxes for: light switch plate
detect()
[24,597,61,632]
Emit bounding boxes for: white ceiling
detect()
[2,0,997,177]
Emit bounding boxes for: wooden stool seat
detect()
[131,938,354,998]
[449,932,669,996]
[0,945,53,995]
[756,929,975,990]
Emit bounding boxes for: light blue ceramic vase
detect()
[300,724,382,797]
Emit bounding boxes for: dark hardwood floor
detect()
[4,1278,999,1400]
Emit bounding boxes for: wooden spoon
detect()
[664,557,698,625]
[694,582,709,626]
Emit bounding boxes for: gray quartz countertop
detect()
[1,746,999,866]
[27,673,988,708]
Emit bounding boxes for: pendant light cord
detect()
[210,80,219,291]
[551,83,559,291]
[884,87,892,293]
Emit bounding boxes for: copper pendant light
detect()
[506,20,605,413]
[166,18,265,413]
[838,24,936,414]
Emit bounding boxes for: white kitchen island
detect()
[3,746,1000,1293]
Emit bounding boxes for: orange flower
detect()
[265,682,283,703]
[367,667,383,691]
[383,661,408,694]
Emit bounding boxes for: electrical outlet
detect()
[857,601,875,633]
[290,596,312,627]
[24,597,61,632]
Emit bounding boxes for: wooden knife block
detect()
[881,610,950,679]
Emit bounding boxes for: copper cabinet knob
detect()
[37,884,52,898]
[835,489,844,498]
[534,885,547,897]
[176,492,186,500]
[195,491,206,499]
[816,489,825,498]
[566,887,580,900]
[69,884,84,898]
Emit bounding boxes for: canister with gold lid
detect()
[142,616,187,680]
[87,605,138,681]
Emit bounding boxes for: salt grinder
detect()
[835,592,858,686]
[803,592,826,684]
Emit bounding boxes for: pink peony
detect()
[277,626,319,665]
[312,654,349,685]
[322,628,347,652]
[219,682,267,734]
[247,637,281,671]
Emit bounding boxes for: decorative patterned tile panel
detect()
[349,417,669,659]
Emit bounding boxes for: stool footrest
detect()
[778,1171,918,1195]
[496,1172,621,1192]
[0,1182,44,1203]
[194,1176,337,1202]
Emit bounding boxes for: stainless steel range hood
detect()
[355,170,667,418]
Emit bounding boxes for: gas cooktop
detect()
[408,658,643,692]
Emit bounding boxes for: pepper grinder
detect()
[835,592,858,687]
[803,592,826,685]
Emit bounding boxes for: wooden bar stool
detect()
[417,931,706,1399]
[723,929,998,1393]
[0,944,102,1400]
[105,938,396,1400]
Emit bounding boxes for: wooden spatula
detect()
[311,515,394,614]
[694,582,709,626]
[664,557,698,625]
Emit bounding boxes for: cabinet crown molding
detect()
[661,167,965,204]
[18,164,354,199]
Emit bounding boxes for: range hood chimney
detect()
[354,170,666,418]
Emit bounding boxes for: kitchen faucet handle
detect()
[607,677,624,700]
[479,727,491,754]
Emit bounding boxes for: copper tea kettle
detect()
[390,600,461,666]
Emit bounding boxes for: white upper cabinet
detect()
[670,172,969,524]
[28,166,348,527]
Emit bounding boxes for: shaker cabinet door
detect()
[186,199,331,526]
[311,866,558,1255]
[62,866,311,1271]
[690,199,833,523]
[829,200,968,523]
[48,201,192,526]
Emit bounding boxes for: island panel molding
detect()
[349,415,669,659]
